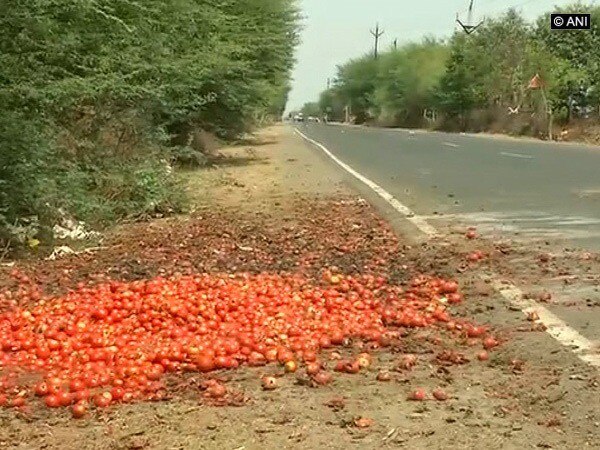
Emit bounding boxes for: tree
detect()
[0,0,301,248]
[301,102,321,117]
[374,38,448,126]
[333,56,379,123]
[319,88,345,121]
[534,4,600,119]
[434,38,476,129]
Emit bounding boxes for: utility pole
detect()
[393,38,398,50]
[456,0,483,35]
[370,23,384,59]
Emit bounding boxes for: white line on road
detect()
[500,151,534,159]
[294,127,600,369]
[294,128,439,237]
[443,142,460,148]
[490,280,600,368]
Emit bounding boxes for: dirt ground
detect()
[0,125,598,449]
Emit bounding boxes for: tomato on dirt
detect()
[195,354,215,373]
[0,271,492,416]
[72,401,88,418]
[94,392,113,408]
[44,395,61,408]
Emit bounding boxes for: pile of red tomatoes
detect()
[0,270,466,417]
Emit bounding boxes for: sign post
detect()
[529,74,553,140]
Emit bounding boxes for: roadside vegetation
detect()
[304,4,600,137]
[0,0,300,253]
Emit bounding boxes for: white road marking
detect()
[295,127,600,369]
[500,151,534,159]
[443,142,460,148]
[490,281,600,368]
[294,129,438,237]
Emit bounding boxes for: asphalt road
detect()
[298,123,600,251]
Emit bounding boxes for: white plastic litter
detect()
[53,216,99,241]
[46,246,76,260]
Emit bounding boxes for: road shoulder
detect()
[0,125,597,449]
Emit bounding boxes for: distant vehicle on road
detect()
[307,116,321,123]
[293,113,304,122]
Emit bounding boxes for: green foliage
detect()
[534,4,600,115]
[334,56,380,123]
[310,3,600,132]
[435,39,477,127]
[319,88,346,121]
[301,102,321,117]
[374,39,448,126]
[0,0,300,249]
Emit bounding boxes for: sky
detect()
[286,0,585,112]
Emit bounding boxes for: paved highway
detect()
[299,123,600,250]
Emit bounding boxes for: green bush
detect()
[307,4,600,134]
[0,0,300,250]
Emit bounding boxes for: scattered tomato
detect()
[432,388,448,401]
[0,272,492,416]
[354,417,374,428]
[72,401,88,418]
[356,353,372,369]
[398,354,417,370]
[483,337,499,350]
[466,230,478,239]
[312,371,332,386]
[306,362,321,376]
[206,383,227,398]
[261,376,278,391]
[409,388,427,401]
[93,392,112,408]
[44,395,61,408]
[11,396,26,408]
[284,360,298,373]
[376,371,391,382]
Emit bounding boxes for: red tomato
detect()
[302,350,317,363]
[74,389,91,402]
[93,392,112,408]
[312,371,332,385]
[206,383,226,398]
[11,396,26,408]
[408,388,427,401]
[432,388,448,401]
[214,356,229,369]
[483,337,499,350]
[69,379,86,392]
[318,336,332,348]
[72,401,88,418]
[466,326,486,338]
[195,354,214,373]
[277,349,294,363]
[58,391,73,406]
[45,394,61,408]
[330,330,345,345]
[306,362,320,376]
[34,382,49,397]
[111,387,125,401]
